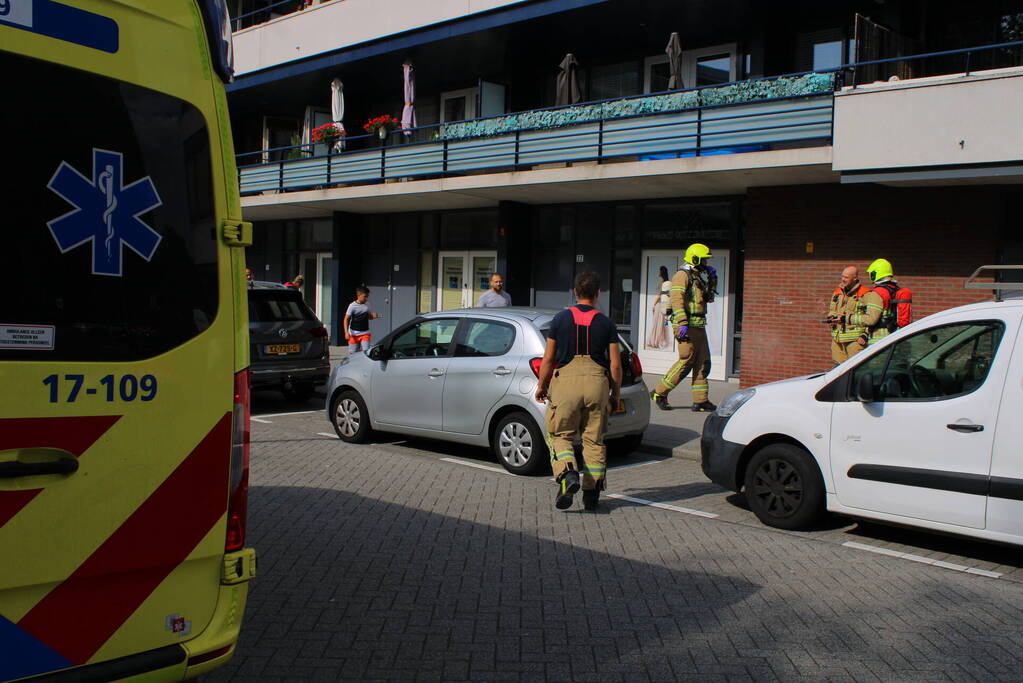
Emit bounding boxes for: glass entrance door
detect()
[315,251,335,339]
[437,251,497,310]
[636,249,730,381]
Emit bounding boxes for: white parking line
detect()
[250,417,273,424]
[253,410,318,419]
[317,432,339,439]
[608,459,665,471]
[841,541,1003,579]
[604,493,718,518]
[440,457,514,476]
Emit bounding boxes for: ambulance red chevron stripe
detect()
[14,412,232,665]
[0,415,122,528]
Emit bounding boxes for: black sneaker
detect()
[555,470,580,510]
[582,489,600,511]
[650,390,671,411]
[691,401,717,413]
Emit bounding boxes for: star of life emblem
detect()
[47,148,163,277]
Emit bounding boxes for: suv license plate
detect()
[265,344,301,354]
[612,399,625,415]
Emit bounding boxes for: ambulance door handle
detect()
[0,455,79,478]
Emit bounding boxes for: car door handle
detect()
[946,423,984,433]
[427,369,445,377]
[493,367,512,376]
[0,456,79,479]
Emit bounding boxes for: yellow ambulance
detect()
[0,1,255,679]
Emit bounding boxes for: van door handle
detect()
[427,369,445,377]
[0,457,79,479]
[493,367,512,376]
[946,423,984,433]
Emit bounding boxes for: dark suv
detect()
[248,282,330,401]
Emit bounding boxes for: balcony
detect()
[236,72,836,196]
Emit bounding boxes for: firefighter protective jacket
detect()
[668,265,709,329]
[829,284,871,343]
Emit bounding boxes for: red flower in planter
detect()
[363,115,400,134]
[311,122,345,145]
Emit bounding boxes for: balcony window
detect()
[799,29,854,72]
[644,43,737,93]
[589,61,641,101]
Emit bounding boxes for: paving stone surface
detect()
[208,396,1023,681]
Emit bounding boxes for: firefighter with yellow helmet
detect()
[850,258,906,346]
[650,243,717,412]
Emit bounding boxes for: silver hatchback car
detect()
[325,307,651,474]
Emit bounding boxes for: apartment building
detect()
[226,0,1023,385]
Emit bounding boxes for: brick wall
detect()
[741,184,1003,387]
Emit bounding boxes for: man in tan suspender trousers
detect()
[535,272,623,511]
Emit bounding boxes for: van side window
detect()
[851,321,1005,401]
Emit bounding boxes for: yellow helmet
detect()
[866,258,893,283]
[684,243,713,266]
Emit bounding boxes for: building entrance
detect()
[437,251,497,309]
[636,249,731,381]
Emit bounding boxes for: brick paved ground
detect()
[208,397,1023,681]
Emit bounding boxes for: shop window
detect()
[418,250,435,313]
[440,210,497,249]
[642,202,733,247]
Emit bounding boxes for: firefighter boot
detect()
[691,400,717,413]
[583,489,600,511]
[650,390,671,411]
[555,470,581,510]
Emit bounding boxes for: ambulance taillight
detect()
[227,369,251,551]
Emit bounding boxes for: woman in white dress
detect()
[646,266,671,349]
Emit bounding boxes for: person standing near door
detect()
[477,273,512,307]
[344,285,381,354]
[534,272,622,511]
[650,243,717,412]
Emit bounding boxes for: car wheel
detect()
[743,443,825,530]
[492,411,548,475]
[282,382,315,402]
[606,433,644,458]
[331,390,372,443]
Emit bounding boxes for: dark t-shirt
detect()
[548,305,619,369]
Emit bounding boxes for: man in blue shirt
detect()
[534,272,622,511]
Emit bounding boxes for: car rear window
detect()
[1,51,218,362]
[249,291,316,323]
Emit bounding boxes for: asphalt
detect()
[328,345,739,464]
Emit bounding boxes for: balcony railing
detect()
[237,73,835,196]
[232,0,313,32]
[235,39,1023,197]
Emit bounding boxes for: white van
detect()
[701,269,1023,545]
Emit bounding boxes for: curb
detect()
[638,439,701,461]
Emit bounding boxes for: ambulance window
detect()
[0,52,218,361]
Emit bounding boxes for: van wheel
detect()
[743,444,824,530]
[331,390,372,443]
[492,412,548,475]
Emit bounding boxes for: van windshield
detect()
[0,52,217,362]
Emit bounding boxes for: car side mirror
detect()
[855,372,875,402]
[368,345,388,361]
